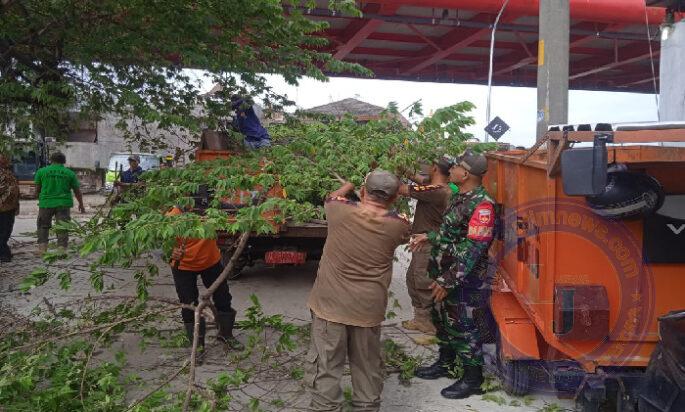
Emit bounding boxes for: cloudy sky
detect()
[263,75,660,148]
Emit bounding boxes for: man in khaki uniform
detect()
[306,170,410,412]
[398,158,452,335]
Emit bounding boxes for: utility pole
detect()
[536,0,570,140]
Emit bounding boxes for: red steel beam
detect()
[332,64,654,93]
[333,4,399,60]
[353,47,487,62]
[570,24,626,48]
[326,29,528,51]
[570,49,659,80]
[402,13,519,75]
[488,22,631,78]
[406,24,442,50]
[371,0,665,25]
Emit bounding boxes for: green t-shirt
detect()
[34,164,80,209]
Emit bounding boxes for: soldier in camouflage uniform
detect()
[411,151,495,400]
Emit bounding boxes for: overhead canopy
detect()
[296,0,670,93]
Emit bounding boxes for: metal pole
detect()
[536,0,570,140]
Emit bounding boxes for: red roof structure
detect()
[294,0,673,93]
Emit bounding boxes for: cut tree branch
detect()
[182,231,251,411]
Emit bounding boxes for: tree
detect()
[0,0,367,148]
[12,103,492,410]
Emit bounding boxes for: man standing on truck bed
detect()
[230,95,271,150]
[410,151,495,400]
[306,170,410,412]
[398,157,452,336]
[35,152,85,254]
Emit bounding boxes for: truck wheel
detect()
[496,333,531,396]
[221,250,247,280]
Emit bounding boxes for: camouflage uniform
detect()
[427,185,495,367]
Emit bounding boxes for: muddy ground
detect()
[1,196,574,411]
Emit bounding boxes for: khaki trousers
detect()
[305,314,384,412]
[405,247,433,310]
[37,207,71,247]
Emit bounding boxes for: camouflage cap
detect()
[364,169,400,200]
[457,150,488,176]
[433,155,455,175]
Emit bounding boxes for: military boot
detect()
[216,308,244,351]
[440,365,484,399]
[402,308,436,335]
[415,347,456,380]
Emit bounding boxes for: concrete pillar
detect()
[659,20,685,122]
[536,0,570,140]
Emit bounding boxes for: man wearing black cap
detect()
[410,150,496,399]
[397,157,453,336]
[306,170,410,412]
[116,154,144,187]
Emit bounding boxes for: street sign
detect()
[484,116,510,141]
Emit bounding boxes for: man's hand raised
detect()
[430,282,448,303]
[409,233,428,252]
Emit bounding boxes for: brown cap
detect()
[364,169,400,200]
[457,150,488,176]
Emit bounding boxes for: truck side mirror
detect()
[561,133,610,196]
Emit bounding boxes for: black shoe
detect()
[216,308,244,351]
[440,365,484,399]
[415,347,456,380]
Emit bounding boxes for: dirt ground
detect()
[1,196,575,411]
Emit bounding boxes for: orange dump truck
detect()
[193,149,327,279]
[484,126,685,411]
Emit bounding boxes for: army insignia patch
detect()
[413,184,441,192]
[467,202,495,241]
[477,208,492,224]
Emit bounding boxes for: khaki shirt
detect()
[409,184,451,234]
[308,196,410,327]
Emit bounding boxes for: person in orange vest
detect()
[167,206,243,351]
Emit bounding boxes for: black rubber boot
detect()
[216,308,244,351]
[440,365,484,399]
[184,318,206,363]
[415,347,456,380]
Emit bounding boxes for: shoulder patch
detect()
[467,201,495,242]
[326,196,357,205]
[412,184,443,192]
[385,211,411,224]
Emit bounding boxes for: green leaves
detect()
[1,0,367,148]
[19,268,52,292]
[57,271,72,291]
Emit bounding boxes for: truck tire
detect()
[496,333,531,396]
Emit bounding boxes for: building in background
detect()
[302,98,410,126]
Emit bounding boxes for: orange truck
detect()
[193,149,327,279]
[484,125,685,411]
